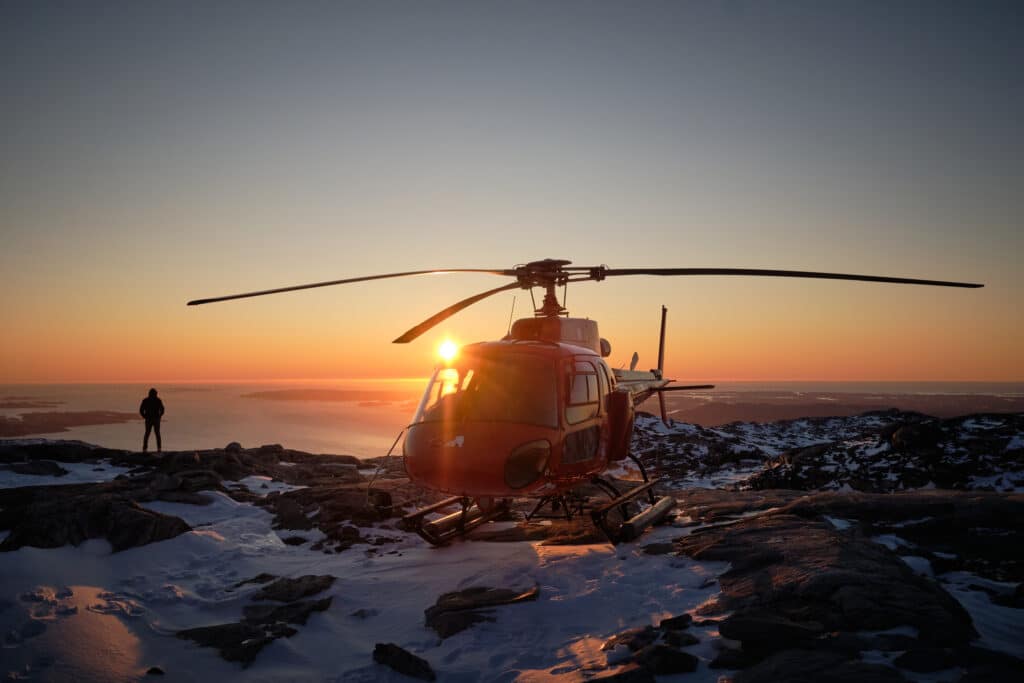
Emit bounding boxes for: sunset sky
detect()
[2,2,1022,383]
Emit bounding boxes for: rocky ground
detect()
[629,410,1024,493]
[1,409,1022,681]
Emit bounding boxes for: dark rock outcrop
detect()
[778,490,1024,583]
[0,487,190,552]
[601,626,659,653]
[734,649,907,683]
[4,460,69,477]
[633,643,699,674]
[372,642,436,681]
[676,510,977,663]
[590,666,656,682]
[177,592,333,665]
[242,598,332,626]
[424,585,539,639]
[253,575,335,602]
[742,413,1024,493]
[177,622,296,665]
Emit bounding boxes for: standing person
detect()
[140,388,165,452]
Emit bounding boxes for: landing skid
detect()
[526,453,677,544]
[401,496,510,546]
[589,477,676,543]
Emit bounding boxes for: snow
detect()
[871,534,914,551]
[888,517,934,528]
[824,516,853,530]
[960,417,1005,431]
[0,485,734,682]
[967,472,1024,493]
[5,414,1024,680]
[941,572,1024,660]
[898,555,934,577]
[224,475,307,497]
[0,459,134,490]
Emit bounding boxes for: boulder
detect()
[372,643,436,681]
[7,460,68,477]
[662,630,699,647]
[719,610,824,648]
[735,649,906,683]
[253,575,335,602]
[676,510,977,659]
[425,610,494,639]
[271,497,315,531]
[601,626,659,653]
[890,422,943,450]
[894,647,956,673]
[633,644,699,674]
[589,666,656,682]
[177,622,295,665]
[658,613,692,630]
[0,490,190,552]
[242,598,332,625]
[169,451,201,470]
[424,585,539,639]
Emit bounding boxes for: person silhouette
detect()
[139,388,165,452]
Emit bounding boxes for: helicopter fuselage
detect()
[403,319,655,499]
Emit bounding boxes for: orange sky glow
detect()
[2,4,1021,385]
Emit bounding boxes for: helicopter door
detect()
[562,360,602,464]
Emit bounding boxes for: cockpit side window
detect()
[596,361,610,412]
[566,359,599,424]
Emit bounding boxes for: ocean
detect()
[2,380,1022,458]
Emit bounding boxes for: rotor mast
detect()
[513,259,574,317]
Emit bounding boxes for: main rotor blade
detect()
[601,268,983,288]
[393,282,521,343]
[187,269,510,306]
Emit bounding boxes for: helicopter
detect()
[188,258,982,545]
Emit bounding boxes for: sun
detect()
[438,339,459,364]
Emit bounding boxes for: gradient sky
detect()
[2,1,1022,383]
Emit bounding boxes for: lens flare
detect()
[438,339,459,364]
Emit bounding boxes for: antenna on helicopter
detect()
[506,296,517,336]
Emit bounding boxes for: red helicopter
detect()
[188,258,982,545]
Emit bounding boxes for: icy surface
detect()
[0,459,133,490]
[0,483,732,682]
[224,475,307,497]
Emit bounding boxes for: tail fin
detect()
[658,306,667,423]
[657,305,667,378]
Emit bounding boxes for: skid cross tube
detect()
[590,478,662,544]
[402,496,509,546]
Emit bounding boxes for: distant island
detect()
[0,410,139,438]
[658,390,1024,426]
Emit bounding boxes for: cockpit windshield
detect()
[414,353,558,428]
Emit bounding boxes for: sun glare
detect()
[438,339,459,364]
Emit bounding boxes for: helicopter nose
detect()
[406,422,531,495]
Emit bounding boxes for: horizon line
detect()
[2,377,1023,386]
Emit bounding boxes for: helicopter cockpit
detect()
[414,351,558,428]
